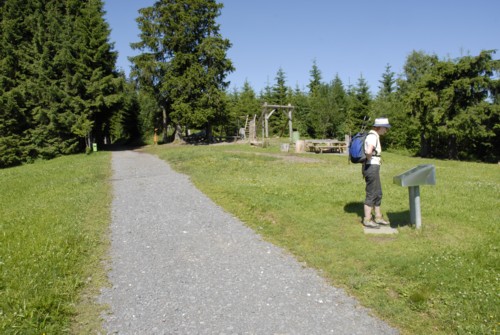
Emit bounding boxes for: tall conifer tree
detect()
[131,0,234,142]
[307,60,322,95]
[0,0,123,167]
[72,0,120,148]
[0,0,39,166]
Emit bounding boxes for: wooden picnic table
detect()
[305,139,347,154]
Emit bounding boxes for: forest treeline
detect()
[1,0,499,168]
[0,0,139,168]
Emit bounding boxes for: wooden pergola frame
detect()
[261,102,294,143]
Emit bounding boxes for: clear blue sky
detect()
[103,0,499,94]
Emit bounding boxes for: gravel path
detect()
[99,150,399,335]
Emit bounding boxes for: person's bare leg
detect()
[374,206,389,225]
[364,204,373,221]
[363,205,379,228]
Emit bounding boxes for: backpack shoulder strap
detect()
[365,131,380,156]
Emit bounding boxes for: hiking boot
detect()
[362,218,380,229]
[375,216,390,226]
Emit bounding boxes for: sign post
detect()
[393,165,436,229]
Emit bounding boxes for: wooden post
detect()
[258,103,295,146]
[265,113,269,138]
[263,112,268,147]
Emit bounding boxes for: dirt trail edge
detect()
[99,150,398,335]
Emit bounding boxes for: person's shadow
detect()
[344,202,412,228]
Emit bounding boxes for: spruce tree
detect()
[0,0,123,167]
[349,75,372,130]
[109,74,140,145]
[400,50,499,160]
[330,75,348,136]
[230,81,260,136]
[29,0,78,158]
[271,67,289,105]
[262,68,289,136]
[72,0,120,148]
[131,0,234,142]
[0,0,39,166]
[377,64,396,98]
[307,60,322,95]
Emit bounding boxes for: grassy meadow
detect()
[0,142,497,334]
[145,141,499,335]
[0,153,111,334]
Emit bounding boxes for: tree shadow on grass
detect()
[344,202,413,228]
[104,143,145,152]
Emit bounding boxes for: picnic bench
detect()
[305,139,347,154]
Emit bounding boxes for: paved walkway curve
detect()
[99,150,399,335]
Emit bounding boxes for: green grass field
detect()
[0,153,111,334]
[1,143,498,334]
[146,142,499,335]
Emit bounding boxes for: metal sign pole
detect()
[409,186,421,229]
[394,164,435,230]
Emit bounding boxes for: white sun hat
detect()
[373,117,391,128]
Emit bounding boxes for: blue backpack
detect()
[349,116,373,164]
[349,132,369,163]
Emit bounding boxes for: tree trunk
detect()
[174,124,182,141]
[205,123,213,143]
[448,135,457,159]
[420,132,431,157]
[86,132,92,148]
[161,106,168,143]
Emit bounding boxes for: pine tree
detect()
[309,83,334,138]
[288,87,309,138]
[377,64,396,98]
[109,75,140,144]
[226,81,261,138]
[0,0,124,167]
[330,75,348,136]
[306,74,348,139]
[238,81,261,117]
[349,75,372,130]
[266,67,289,135]
[0,0,39,166]
[400,50,500,160]
[71,0,120,148]
[271,67,289,105]
[28,0,79,158]
[307,60,322,95]
[131,0,234,142]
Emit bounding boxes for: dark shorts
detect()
[363,164,382,207]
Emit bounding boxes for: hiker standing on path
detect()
[362,118,391,229]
